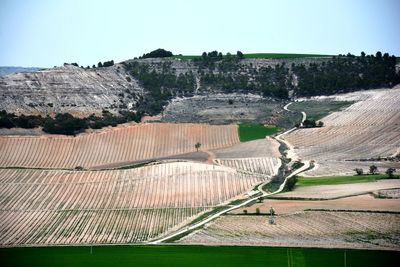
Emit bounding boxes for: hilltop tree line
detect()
[64,60,115,69]
[293,52,399,96]
[0,110,141,135]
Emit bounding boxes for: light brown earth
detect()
[0,162,264,246]
[179,211,400,250]
[272,180,400,199]
[283,87,400,176]
[230,194,400,215]
[0,123,239,169]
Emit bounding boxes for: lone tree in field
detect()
[385,168,396,178]
[369,165,378,175]
[354,168,364,175]
[195,142,201,152]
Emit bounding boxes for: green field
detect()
[297,174,391,186]
[289,100,354,121]
[0,245,398,267]
[238,123,280,142]
[173,53,333,60]
[243,53,333,59]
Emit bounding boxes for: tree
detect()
[255,208,260,215]
[303,119,317,128]
[285,175,298,191]
[369,165,378,175]
[92,64,96,68]
[317,121,324,127]
[385,168,396,178]
[103,60,114,67]
[195,142,201,152]
[237,51,244,59]
[258,197,263,203]
[141,49,173,59]
[98,62,103,68]
[243,209,248,214]
[354,168,364,175]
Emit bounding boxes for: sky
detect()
[0,0,399,67]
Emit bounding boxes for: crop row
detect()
[0,208,207,246]
[0,162,264,246]
[0,123,239,169]
[215,157,281,177]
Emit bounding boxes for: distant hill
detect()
[0,66,43,77]
[0,51,398,119]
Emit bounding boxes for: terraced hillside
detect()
[283,87,400,176]
[0,162,264,246]
[0,123,239,169]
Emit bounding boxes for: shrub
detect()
[285,175,298,191]
[354,168,364,175]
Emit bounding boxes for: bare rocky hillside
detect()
[0,57,329,117]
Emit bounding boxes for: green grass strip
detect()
[297,174,394,186]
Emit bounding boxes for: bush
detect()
[354,168,364,175]
[386,168,396,178]
[285,175,298,191]
[141,49,173,59]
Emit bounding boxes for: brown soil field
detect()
[273,180,400,199]
[0,162,263,246]
[212,137,280,159]
[230,194,400,215]
[283,87,400,176]
[0,123,239,169]
[179,211,400,250]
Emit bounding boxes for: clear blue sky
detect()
[0,0,399,67]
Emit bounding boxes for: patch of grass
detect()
[297,174,390,186]
[238,123,280,142]
[243,53,333,59]
[0,245,398,267]
[172,55,202,60]
[173,53,333,60]
[290,100,354,121]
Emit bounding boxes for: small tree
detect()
[285,175,298,191]
[255,208,260,215]
[354,168,364,175]
[243,209,248,215]
[317,121,324,127]
[195,142,201,152]
[97,62,103,68]
[258,197,263,203]
[237,51,244,59]
[385,168,396,178]
[369,165,378,175]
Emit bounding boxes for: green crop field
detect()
[297,174,392,186]
[0,245,398,267]
[173,53,333,60]
[238,123,280,142]
[243,53,333,59]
